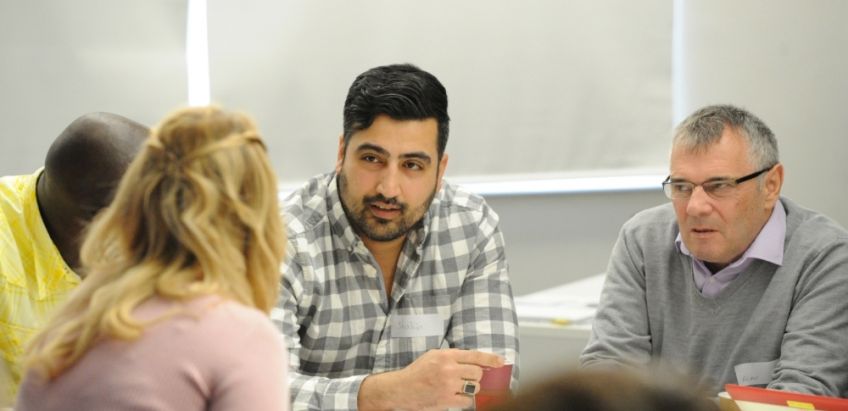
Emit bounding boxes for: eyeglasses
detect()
[662,165,774,200]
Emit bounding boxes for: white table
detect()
[514,274,605,385]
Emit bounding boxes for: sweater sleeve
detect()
[768,233,848,397]
[580,221,653,368]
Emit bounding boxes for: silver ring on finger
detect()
[461,380,477,396]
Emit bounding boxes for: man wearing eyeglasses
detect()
[580,104,848,397]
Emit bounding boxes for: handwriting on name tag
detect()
[735,360,778,386]
[390,314,443,338]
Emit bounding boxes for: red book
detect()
[726,384,848,411]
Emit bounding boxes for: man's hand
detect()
[358,349,505,411]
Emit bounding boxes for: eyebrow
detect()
[355,143,432,164]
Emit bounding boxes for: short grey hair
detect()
[673,104,779,170]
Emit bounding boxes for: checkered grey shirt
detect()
[275,173,519,411]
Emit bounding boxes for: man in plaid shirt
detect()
[277,64,519,410]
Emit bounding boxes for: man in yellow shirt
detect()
[0,112,148,403]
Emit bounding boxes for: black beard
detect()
[337,172,435,242]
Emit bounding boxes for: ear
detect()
[763,163,784,208]
[436,153,449,192]
[335,134,345,174]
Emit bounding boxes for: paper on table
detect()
[733,400,809,411]
[514,301,597,323]
[724,384,848,411]
[718,392,805,411]
[515,274,605,305]
[514,274,605,324]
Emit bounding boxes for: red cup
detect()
[475,363,513,411]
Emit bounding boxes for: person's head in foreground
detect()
[490,368,718,411]
[20,105,285,385]
[664,104,783,273]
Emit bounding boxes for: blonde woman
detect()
[15,106,289,410]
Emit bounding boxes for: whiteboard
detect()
[207,0,673,185]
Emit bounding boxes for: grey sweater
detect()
[580,198,848,397]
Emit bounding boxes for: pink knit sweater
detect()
[16,294,289,411]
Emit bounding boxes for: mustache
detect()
[364,194,405,209]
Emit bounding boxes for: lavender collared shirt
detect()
[675,200,786,298]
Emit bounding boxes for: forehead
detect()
[348,115,439,156]
[669,128,753,179]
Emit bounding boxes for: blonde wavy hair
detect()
[24,106,285,379]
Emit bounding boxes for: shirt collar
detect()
[676,199,786,267]
[23,169,80,292]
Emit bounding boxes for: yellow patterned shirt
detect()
[0,170,80,403]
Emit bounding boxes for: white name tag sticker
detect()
[390,314,444,338]
[735,360,778,386]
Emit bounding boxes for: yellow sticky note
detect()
[785,400,815,410]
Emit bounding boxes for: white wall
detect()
[484,190,665,296]
[677,0,848,227]
[0,1,188,175]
